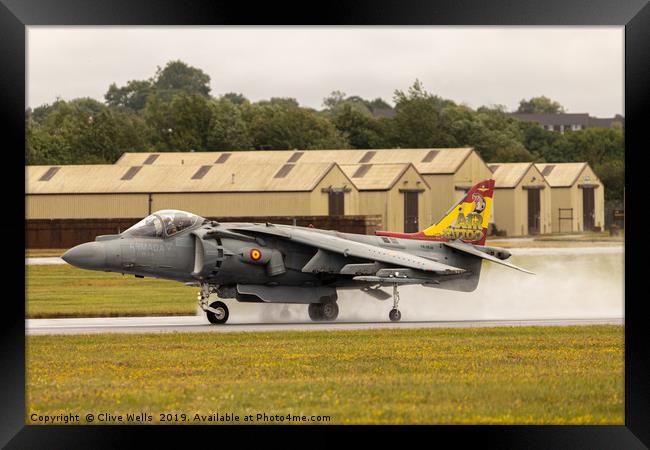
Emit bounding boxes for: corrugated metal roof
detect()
[115,148,476,174]
[534,162,589,187]
[340,163,416,190]
[488,163,535,188]
[26,162,344,194]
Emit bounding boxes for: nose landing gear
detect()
[198,283,229,325]
[389,285,401,322]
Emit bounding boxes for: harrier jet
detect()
[62,179,532,324]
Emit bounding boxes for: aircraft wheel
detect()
[308,303,323,321]
[389,309,401,322]
[321,302,339,321]
[207,301,229,324]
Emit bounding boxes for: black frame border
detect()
[3,0,648,447]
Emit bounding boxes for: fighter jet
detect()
[62,179,532,324]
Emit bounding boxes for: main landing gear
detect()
[308,302,339,321]
[389,285,402,322]
[198,283,229,325]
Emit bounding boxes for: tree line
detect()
[26,60,624,201]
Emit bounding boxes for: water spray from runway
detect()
[201,247,624,323]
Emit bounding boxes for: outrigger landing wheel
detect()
[320,302,339,321]
[206,300,229,324]
[389,285,402,322]
[308,302,339,321]
[308,303,322,321]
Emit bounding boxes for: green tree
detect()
[248,102,349,150]
[366,97,392,113]
[105,79,153,111]
[144,92,213,151]
[518,121,575,162]
[471,106,533,162]
[152,60,211,99]
[594,159,624,201]
[207,98,253,150]
[391,80,457,147]
[26,98,148,164]
[221,92,248,105]
[333,104,388,149]
[517,96,566,114]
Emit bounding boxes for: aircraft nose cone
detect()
[62,242,106,270]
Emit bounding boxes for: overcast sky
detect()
[27,27,623,117]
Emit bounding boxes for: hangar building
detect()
[116,147,494,225]
[534,162,605,232]
[488,163,552,236]
[339,163,430,233]
[26,162,360,219]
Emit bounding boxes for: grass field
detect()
[26,325,623,425]
[26,265,196,318]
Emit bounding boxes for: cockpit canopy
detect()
[123,210,203,238]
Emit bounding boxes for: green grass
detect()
[26,265,196,318]
[26,325,623,424]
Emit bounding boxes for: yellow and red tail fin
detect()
[376,179,495,246]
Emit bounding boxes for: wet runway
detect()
[26,316,623,335]
[26,257,66,265]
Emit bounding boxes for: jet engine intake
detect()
[191,232,223,279]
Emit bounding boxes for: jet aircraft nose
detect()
[62,242,107,270]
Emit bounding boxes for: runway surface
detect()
[26,316,623,335]
[26,257,66,265]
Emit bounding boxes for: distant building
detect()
[509,113,623,133]
[488,163,551,236]
[534,162,605,233]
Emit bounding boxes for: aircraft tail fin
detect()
[376,179,495,246]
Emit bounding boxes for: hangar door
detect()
[403,191,419,233]
[582,187,595,231]
[328,191,345,216]
[527,189,541,235]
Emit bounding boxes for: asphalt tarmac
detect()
[26,316,623,335]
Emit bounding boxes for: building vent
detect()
[287,152,304,163]
[215,153,231,164]
[143,154,159,165]
[421,150,439,163]
[358,151,376,163]
[192,165,212,180]
[38,166,60,181]
[121,166,142,180]
[352,164,372,178]
[274,164,294,178]
[489,165,500,173]
[541,165,556,176]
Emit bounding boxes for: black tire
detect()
[389,309,401,322]
[321,302,339,321]
[308,303,323,321]
[206,301,229,324]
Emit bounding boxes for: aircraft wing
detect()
[443,240,535,274]
[229,224,465,275]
